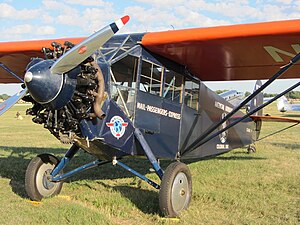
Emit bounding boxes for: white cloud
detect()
[0,24,56,41]
[42,0,69,11]
[134,0,185,6]
[0,3,40,20]
[273,0,293,3]
[4,24,33,35]
[1,0,300,41]
[64,0,113,7]
[34,26,56,35]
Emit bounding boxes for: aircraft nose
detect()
[24,71,33,83]
[24,60,64,105]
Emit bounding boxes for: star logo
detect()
[106,116,128,139]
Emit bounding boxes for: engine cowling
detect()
[24,57,101,143]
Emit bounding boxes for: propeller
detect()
[50,15,130,75]
[0,88,27,116]
[0,15,130,117]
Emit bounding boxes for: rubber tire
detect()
[159,162,192,217]
[247,145,256,154]
[25,154,63,201]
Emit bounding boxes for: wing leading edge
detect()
[0,37,84,83]
[142,19,300,81]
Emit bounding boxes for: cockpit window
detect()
[139,60,163,96]
[163,70,183,103]
[110,55,138,117]
[184,79,199,110]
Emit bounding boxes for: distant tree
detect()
[288,91,300,99]
[245,91,251,97]
[0,94,10,100]
[215,90,229,94]
[263,93,277,98]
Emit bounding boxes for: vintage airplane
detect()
[219,90,244,107]
[1,15,300,217]
[277,95,300,112]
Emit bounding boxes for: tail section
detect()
[249,80,263,140]
[249,80,263,116]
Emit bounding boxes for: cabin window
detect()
[163,70,183,103]
[184,79,199,110]
[110,55,138,117]
[139,60,163,96]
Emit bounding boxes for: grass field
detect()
[0,103,299,225]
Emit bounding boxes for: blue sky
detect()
[1,0,300,94]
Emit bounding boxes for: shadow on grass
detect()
[216,155,266,160]
[181,151,267,165]
[0,146,68,198]
[0,145,267,215]
[281,114,300,118]
[97,181,160,215]
[271,142,300,150]
[0,146,161,200]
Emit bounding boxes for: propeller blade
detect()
[50,15,130,75]
[0,88,27,116]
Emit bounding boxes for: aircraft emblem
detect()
[78,46,87,54]
[106,116,128,139]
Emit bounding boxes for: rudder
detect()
[250,80,263,140]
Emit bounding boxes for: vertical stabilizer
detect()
[250,80,263,116]
[250,80,263,140]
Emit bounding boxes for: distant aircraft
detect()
[219,90,244,107]
[219,80,262,113]
[277,96,300,112]
[0,16,300,217]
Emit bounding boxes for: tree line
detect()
[263,91,300,99]
[218,90,300,99]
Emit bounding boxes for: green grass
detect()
[0,104,299,224]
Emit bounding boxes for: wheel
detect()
[159,162,192,217]
[247,145,256,154]
[25,154,63,201]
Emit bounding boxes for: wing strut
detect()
[182,51,300,155]
[256,123,299,142]
[0,63,24,82]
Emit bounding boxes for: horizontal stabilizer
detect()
[250,115,300,123]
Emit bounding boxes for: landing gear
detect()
[159,162,192,217]
[247,145,256,154]
[25,154,63,201]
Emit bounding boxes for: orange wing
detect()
[142,19,300,81]
[0,37,84,83]
[2,19,300,83]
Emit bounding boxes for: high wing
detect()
[0,37,84,83]
[2,19,300,84]
[142,19,300,81]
